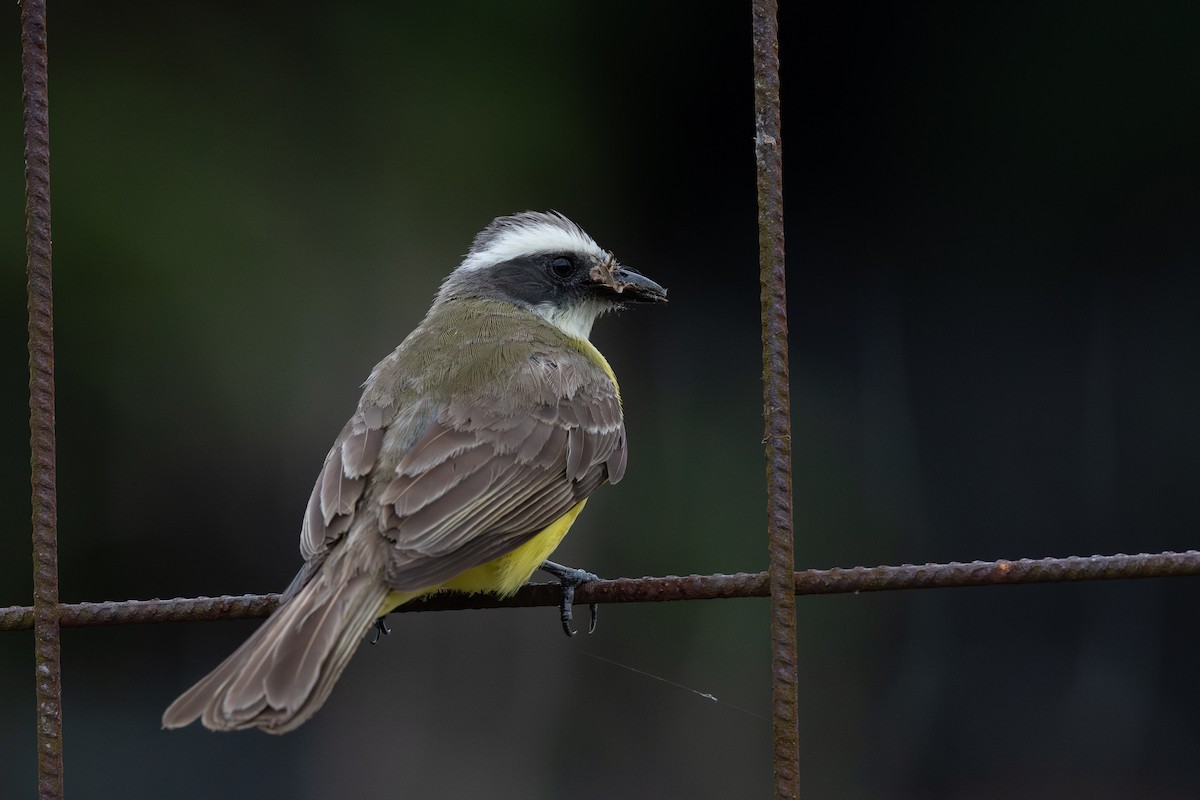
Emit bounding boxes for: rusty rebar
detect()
[752,0,798,797]
[21,0,63,797]
[9,552,1195,632]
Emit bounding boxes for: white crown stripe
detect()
[458,215,607,272]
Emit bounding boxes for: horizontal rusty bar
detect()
[3,551,1197,632]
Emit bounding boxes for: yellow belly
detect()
[381,499,588,613]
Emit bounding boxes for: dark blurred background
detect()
[3,2,1199,798]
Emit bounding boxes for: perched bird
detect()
[162,211,666,733]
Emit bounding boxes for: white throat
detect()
[532,299,609,341]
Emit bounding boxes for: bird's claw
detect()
[540,561,599,637]
[369,616,391,645]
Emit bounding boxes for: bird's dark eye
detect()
[549,256,575,278]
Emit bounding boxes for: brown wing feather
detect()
[300,401,393,560]
[390,447,497,517]
[380,356,625,591]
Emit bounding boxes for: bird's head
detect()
[436,211,667,340]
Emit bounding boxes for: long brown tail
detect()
[162,568,389,734]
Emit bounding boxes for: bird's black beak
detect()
[587,260,668,304]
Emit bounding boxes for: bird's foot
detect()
[539,560,600,637]
[369,616,391,645]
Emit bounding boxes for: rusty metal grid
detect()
[10,2,1200,799]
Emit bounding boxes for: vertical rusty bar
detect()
[21,0,64,797]
[752,1,798,798]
